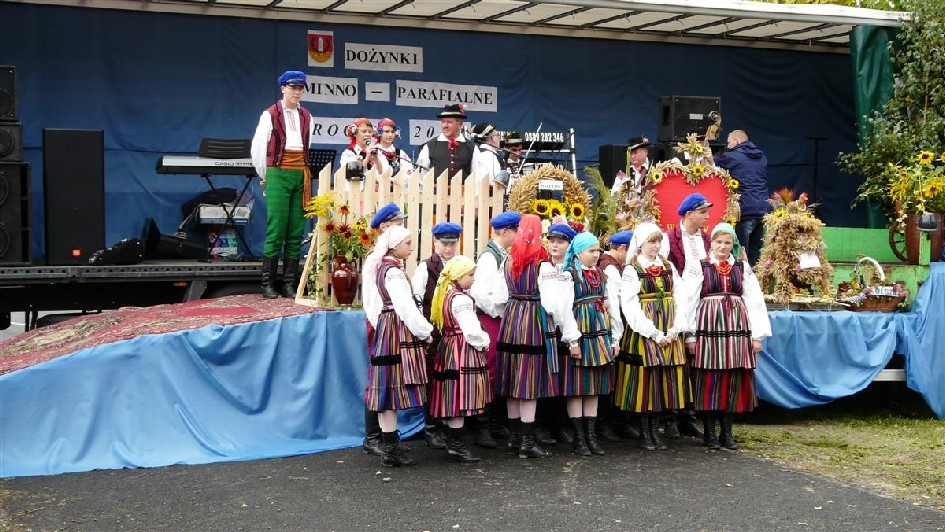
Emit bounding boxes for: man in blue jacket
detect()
[708,129,770,265]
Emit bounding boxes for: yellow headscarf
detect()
[430,256,477,331]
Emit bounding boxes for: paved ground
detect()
[2,435,943,531]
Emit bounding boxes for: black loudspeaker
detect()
[0,162,30,264]
[0,66,15,121]
[0,122,23,161]
[598,144,628,190]
[141,217,206,260]
[43,129,105,265]
[658,96,721,142]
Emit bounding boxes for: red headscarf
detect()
[510,214,549,278]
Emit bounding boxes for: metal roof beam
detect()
[486,2,538,22]
[383,0,416,15]
[580,10,639,29]
[432,0,481,18]
[632,13,694,31]
[536,6,590,25]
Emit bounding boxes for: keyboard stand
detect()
[199,172,254,260]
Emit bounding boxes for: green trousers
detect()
[263,167,305,259]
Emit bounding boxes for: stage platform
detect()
[1,265,942,478]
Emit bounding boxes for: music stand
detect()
[197,138,255,258]
[308,148,337,177]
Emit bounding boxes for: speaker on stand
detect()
[658,95,721,143]
[43,129,105,265]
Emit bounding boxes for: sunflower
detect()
[532,199,550,215]
[691,164,705,178]
[724,217,737,225]
[549,203,564,218]
[338,204,350,215]
[353,219,367,231]
[570,203,585,219]
[728,178,740,190]
[359,232,372,245]
[773,209,785,219]
[323,221,336,233]
[918,151,934,165]
[940,152,945,164]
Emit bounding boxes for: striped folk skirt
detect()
[429,333,493,418]
[559,359,615,397]
[614,363,690,413]
[495,299,559,400]
[364,310,427,411]
[690,368,757,413]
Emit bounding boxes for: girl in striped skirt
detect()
[495,214,568,459]
[428,255,492,463]
[559,232,620,457]
[684,222,771,451]
[616,223,691,451]
[363,225,434,467]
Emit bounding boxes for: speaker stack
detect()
[0,65,30,265]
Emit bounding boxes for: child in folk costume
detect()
[428,256,493,463]
[468,211,522,448]
[495,214,571,459]
[595,230,639,441]
[616,223,690,451]
[684,223,771,450]
[410,222,463,451]
[363,225,434,467]
[559,232,621,457]
[360,202,407,457]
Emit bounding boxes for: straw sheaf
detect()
[507,164,591,214]
[755,199,833,304]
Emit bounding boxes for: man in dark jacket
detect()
[708,130,770,265]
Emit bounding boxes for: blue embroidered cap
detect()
[609,230,633,247]
[431,222,463,242]
[547,223,577,242]
[677,193,713,216]
[370,202,407,229]
[490,211,522,230]
[278,70,306,86]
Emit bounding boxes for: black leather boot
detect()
[422,402,446,449]
[650,413,668,450]
[570,417,591,457]
[615,411,641,439]
[446,426,480,463]
[584,417,605,456]
[518,422,551,459]
[679,409,705,438]
[535,426,557,446]
[362,408,383,456]
[663,410,681,439]
[381,431,415,467]
[719,412,738,450]
[703,412,720,450]
[507,418,523,454]
[280,257,299,298]
[261,256,279,299]
[639,415,656,451]
[488,404,511,440]
[472,415,498,449]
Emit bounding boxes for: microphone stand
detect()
[517,122,543,175]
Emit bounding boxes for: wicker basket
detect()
[848,294,905,312]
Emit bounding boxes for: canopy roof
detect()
[15,0,907,52]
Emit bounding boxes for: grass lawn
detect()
[737,385,945,512]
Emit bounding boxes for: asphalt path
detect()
[3,435,943,531]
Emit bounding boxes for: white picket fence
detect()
[297,164,504,306]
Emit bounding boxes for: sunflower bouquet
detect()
[304,194,375,263]
[877,150,945,221]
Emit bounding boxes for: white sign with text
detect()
[396,80,498,112]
